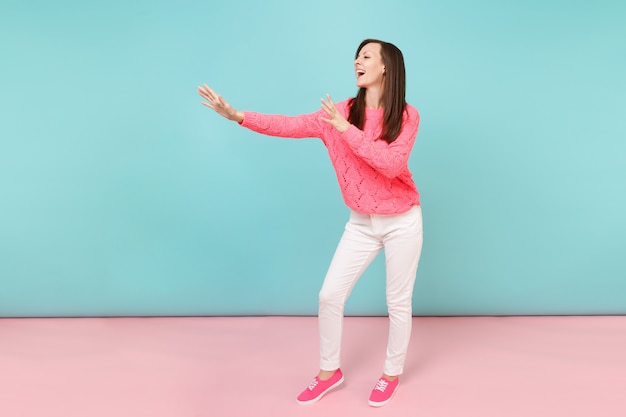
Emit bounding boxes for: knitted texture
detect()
[240,99,420,215]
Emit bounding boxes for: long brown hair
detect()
[348,39,407,144]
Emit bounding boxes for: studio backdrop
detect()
[1,0,625,317]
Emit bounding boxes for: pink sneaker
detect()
[368,377,399,407]
[296,369,344,405]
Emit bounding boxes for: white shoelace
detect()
[374,379,388,392]
[307,379,319,391]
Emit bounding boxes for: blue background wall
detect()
[1,0,625,317]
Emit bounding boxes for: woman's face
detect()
[354,42,385,89]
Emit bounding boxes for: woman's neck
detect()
[365,87,383,109]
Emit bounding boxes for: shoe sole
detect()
[368,383,399,407]
[296,376,345,405]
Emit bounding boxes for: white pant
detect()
[318,205,423,376]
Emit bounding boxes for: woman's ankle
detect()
[318,369,338,381]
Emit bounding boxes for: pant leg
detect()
[318,211,382,371]
[381,206,424,376]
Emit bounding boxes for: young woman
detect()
[198,39,423,408]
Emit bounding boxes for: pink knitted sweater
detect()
[240,99,420,215]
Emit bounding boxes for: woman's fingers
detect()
[320,96,338,118]
[201,84,217,100]
[198,84,221,106]
[320,100,329,114]
[319,94,349,133]
[198,85,209,98]
[199,85,231,116]
[322,94,335,109]
[198,86,213,107]
[198,84,238,120]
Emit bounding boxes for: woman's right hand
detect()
[198,84,244,123]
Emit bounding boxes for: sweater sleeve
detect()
[240,109,326,140]
[340,106,420,178]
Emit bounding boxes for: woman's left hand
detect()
[320,94,350,133]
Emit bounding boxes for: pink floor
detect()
[2,316,626,417]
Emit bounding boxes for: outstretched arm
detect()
[198,84,244,123]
